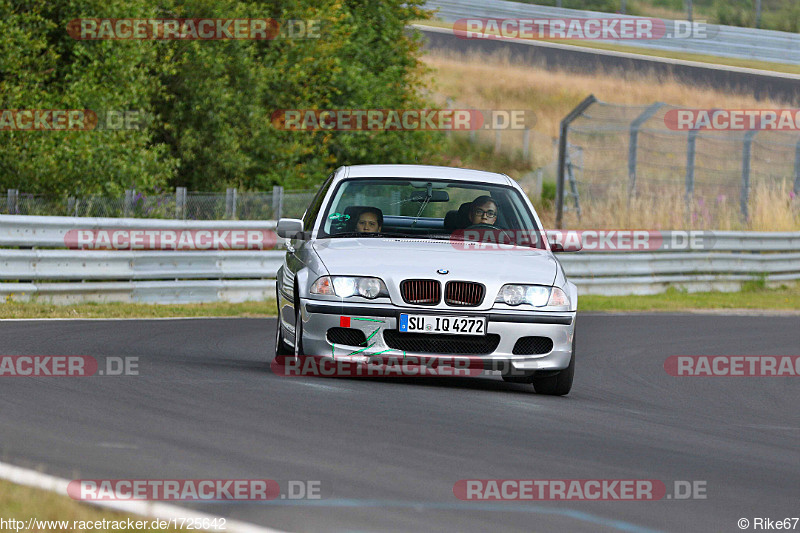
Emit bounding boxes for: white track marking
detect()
[0,461,289,533]
[96,442,140,449]
[292,381,353,392]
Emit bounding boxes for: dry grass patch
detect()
[423,49,786,140]
[549,181,800,230]
[423,50,800,230]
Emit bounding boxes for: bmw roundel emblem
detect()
[437,269,449,275]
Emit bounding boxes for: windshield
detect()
[317,178,545,248]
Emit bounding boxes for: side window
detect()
[302,172,335,231]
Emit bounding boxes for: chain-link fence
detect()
[1,187,317,220]
[554,98,800,229]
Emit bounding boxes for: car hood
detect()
[312,237,558,286]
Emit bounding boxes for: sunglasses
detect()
[474,208,497,218]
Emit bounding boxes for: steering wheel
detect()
[466,223,499,230]
[464,223,517,245]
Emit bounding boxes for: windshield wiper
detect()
[411,182,432,227]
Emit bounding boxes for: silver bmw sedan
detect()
[274,164,580,395]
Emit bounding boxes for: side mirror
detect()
[551,241,582,253]
[546,230,583,252]
[276,218,304,239]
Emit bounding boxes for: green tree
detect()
[154,0,440,191]
[0,0,177,196]
[0,0,439,196]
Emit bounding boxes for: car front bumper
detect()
[291,299,576,373]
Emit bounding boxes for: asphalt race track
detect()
[1,314,798,532]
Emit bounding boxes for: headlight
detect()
[496,284,570,308]
[311,276,388,299]
[357,277,383,298]
[525,286,550,306]
[500,285,526,306]
[332,277,357,297]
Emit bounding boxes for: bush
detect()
[649,0,684,10]
[0,0,177,196]
[762,0,800,31]
[714,0,755,26]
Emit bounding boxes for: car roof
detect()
[340,164,512,186]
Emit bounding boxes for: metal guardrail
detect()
[696,232,800,252]
[0,280,277,305]
[1,215,799,301]
[0,250,284,280]
[0,215,283,304]
[0,214,277,248]
[560,230,800,294]
[559,253,800,295]
[425,0,800,66]
[561,252,800,275]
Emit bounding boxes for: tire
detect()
[293,303,304,357]
[532,332,575,396]
[274,285,292,358]
[274,315,292,358]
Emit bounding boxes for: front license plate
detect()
[399,314,486,336]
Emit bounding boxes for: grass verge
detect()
[0,300,277,319]
[1,284,799,318]
[579,282,800,312]
[0,479,183,532]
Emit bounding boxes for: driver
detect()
[356,207,383,233]
[468,196,498,227]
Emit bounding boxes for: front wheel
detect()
[274,290,292,358]
[532,333,575,396]
[293,305,304,356]
[274,318,292,358]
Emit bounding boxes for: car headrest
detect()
[444,202,474,230]
[443,210,460,230]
